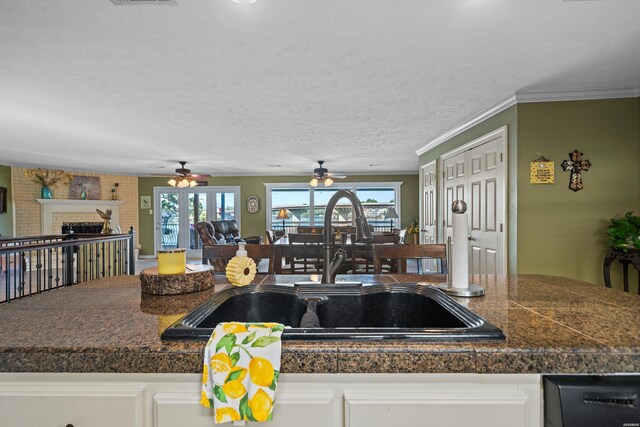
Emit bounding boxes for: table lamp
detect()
[276,208,290,233]
[385,207,398,231]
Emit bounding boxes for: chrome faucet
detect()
[321,190,373,284]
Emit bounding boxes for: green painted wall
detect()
[417,98,640,289]
[419,106,518,273]
[0,165,12,237]
[138,174,419,256]
[517,98,639,286]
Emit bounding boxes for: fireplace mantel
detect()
[36,199,126,234]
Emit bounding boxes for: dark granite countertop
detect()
[0,273,638,374]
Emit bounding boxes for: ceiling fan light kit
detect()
[309,161,345,187]
[165,161,207,188]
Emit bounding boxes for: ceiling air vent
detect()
[111,0,176,5]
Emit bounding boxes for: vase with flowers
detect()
[406,218,421,245]
[24,169,74,199]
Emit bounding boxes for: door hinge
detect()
[500,223,503,232]
[500,153,503,162]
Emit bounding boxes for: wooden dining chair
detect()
[351,234,402,273]
[287,233,325,273]
[265,230,276,245]
[202,243,275,274]
[296,226,325,234]
[371,244,448,274]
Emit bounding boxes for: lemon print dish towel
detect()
[202,322,284,424]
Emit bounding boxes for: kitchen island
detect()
[0,274,638,426]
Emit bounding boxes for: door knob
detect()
[468,235,473,241]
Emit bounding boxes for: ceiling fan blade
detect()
[326,173,347,178]
[190,174,212,179]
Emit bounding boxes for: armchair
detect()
[211,220,263,245]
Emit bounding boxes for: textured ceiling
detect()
[1,0,639,176]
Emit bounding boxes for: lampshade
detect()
[309,176,333,187]
[168,176,199,188]
[276,208,290,220]
[385,207,399,219]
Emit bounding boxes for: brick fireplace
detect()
[37,199,126,235]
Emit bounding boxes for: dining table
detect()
[271,233,405,274]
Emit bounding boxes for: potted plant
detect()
[606,211,640,252]
[24,168,74,199]
[406,218,420,245]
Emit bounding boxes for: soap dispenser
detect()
[225,242,257,287]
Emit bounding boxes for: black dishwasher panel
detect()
[544,375,640,427]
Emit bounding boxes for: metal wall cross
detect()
[561,150,591,192]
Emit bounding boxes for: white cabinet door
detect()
[0,383,145,427]
[154,392,338,427]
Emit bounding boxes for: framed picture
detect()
[0,186,6,214]
[70,176,101,200]
[140,196,151,209]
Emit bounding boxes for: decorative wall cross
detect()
[561,150,591,192]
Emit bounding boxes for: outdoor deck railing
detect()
[276,221,394,235]
[0,228,135,303]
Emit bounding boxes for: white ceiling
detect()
[1,0,639,177]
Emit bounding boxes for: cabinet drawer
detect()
[154,392,337,427]
[0,383,145,427]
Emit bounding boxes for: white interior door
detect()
[441,128,506,275]
[420,161,438,272]
[468,139,503,275]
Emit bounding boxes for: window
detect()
[356,186,396,230]
[265,182,402,233]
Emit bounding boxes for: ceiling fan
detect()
[309,161,346,187]
[152,161,211,188]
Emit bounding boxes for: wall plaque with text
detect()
[530,161,555,184]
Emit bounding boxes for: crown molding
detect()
[415,86,640,156]
[415,95,516,156]
[515,86,640,103]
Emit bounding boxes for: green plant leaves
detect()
[239,394,256,422]
[225,368,244,383]
[269,370,279,390]
[270,324,285,334]
[607,211,640,252]
[213,385,227,403]
[242,331,257,345]
[229,351,240,367]
[215,334,237,354]
[251,336,280,348]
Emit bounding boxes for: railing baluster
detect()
[28,250,32,298]
[13,253,18,298]
[36,249,42,294]
[4,253,9,303]
[0,232,135,303]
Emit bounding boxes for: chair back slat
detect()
[286,233,324,273]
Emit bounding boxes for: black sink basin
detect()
[161,283,505,341]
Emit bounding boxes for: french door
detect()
[441,127,506,275]
[154,186,240,258]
